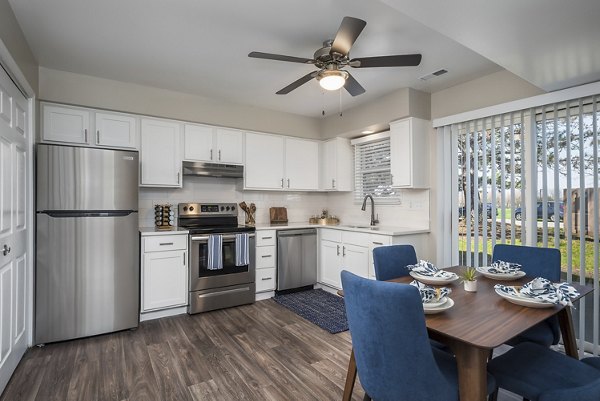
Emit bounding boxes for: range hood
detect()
[182,161,243,178]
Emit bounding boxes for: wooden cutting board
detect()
[269,207,288,224]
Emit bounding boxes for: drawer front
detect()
[370,234,391,247]
[256,268,276,292]
[256,246,276,268]
[256,230,276,247]
[144,235,187,252]
[320,228,342,243]
[342,231,370,246]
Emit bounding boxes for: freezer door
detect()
[37,144,139,211]
[35,212,139,344]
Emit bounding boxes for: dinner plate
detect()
[476,266,526,281]
[423,298,454,314]
[423,296,448,309]
[409,271,459,285]
[494,288,555,308]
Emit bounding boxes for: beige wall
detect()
[320,88,431,138]
[38,67,321,139]
[0,0,38,93]
[431,70,544,120]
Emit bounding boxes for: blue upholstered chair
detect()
[488,342,600,401]
[372,245,417,281]
[341,270,496,401]
[492,244,561,346]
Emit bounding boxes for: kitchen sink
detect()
[344,225,380,230]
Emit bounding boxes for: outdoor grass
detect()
[459,235,597,278]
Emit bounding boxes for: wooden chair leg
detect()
[362,394,372,401]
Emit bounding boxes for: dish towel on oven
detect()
[235,233,249,267]
[207,234,223,270]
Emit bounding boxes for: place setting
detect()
[407,260,460,285]
[494,277,580,308]
[476,260,526,281]
[410,280,454,314]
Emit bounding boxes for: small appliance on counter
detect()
[269,207,288,225]
[154,204,175,229]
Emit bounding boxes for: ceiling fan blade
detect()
[276,71,318,95]
[330,17,367,56]
[344,73,366,97]
[248,51,315,64]
[350,54,422,68]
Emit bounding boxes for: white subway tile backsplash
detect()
[138,176,429,229]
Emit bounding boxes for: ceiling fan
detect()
[248,16,422,96]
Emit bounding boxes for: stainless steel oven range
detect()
[178,203,256,314]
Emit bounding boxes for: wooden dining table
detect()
[341,266,593,401]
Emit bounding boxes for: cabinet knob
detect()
[2,244,10,256]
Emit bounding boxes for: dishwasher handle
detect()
[277,229,317,237]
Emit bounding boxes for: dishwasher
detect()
[277,228,318,291]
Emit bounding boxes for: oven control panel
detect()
[178,203,238,216]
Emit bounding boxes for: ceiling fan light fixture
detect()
[317,70,348,91]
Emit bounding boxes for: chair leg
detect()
[363,394,372,401]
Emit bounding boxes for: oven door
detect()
[189,233,255,291]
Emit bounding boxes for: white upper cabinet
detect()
[94,112,137,149]
[285,137,319,190]
[245,132,285,189]
[390,117,430,188]
[320,137,353,191]
[245,132,319,191]
[140,118,182,187]
[184,124,213,161]
[42,103,138,150]
[184,124,243,164]
[42,104,90,144]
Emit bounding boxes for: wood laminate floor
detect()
[1,299,520,401]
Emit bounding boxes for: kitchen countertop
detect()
[253,223,429,236]
[139,227,189,236]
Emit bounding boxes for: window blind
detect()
[353,137,399,203]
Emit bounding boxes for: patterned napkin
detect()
[488,260,521,275]
[410,280,452,303]
[495,277,580,306]
[407,260,455,279]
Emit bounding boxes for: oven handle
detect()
[191,233,256,241]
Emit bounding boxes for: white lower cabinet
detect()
[318,229,369,289]
[255,230,277,292]
[141,234,188,312]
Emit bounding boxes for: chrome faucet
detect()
[361,194,379,226]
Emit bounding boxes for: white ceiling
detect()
[8,0,502,117]
[381,0,600,92]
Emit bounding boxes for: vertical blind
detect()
[451,95,599,356]
[353,135,399,203]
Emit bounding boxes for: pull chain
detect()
[339,89,343,117]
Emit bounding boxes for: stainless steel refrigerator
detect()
[35,144,139,344]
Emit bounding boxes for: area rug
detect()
[273,289,348,334]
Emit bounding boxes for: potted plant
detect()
[462,267,478,292]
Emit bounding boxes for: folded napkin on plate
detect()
[410,280,452,303]
[407,260,455,279]
[488,260,521,275]
[495,277,580,306]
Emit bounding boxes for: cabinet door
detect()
[215,128,243,164]
[42,104,90,144]
[95,112,137,149]
[142,250,187,311]
[245,132,284,189]
[390,119,412,187]
[319,240,342,289]
[321,139,336,190]
[342,243,369,278]
[285,138,319,190]
[140,119,182,187]
[184,124,214,161]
